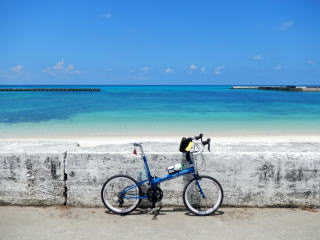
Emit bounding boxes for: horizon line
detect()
[1,84,320,87]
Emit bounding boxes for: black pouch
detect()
[179,137,192,152]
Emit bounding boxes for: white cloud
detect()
[187,65,207,74]
[274,65,283,71]
[65,64,75,72]
[142,66,149,72]
[100,13,112,19]
[279,20,294,31]
[252,55,262,61]
[307,60,315,65]
[187,64,198,74]
[164,68,173,73]
[53,60,64,70]
[214,65,225,75]
[200,66,207,74]
[189,64,198,70]
[44,60,80,74]
[129,66,150,79]
[43,67,51,74]
[10,65,23,73]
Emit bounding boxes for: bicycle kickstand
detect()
[149,201,162,220]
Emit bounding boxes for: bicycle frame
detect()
[121,143,203,199]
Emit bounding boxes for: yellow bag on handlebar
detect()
[185,142,193,151]
[179,137,193,152]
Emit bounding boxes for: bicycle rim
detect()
[184,176,223,215]
[101,175,140,214]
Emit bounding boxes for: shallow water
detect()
[1,85,320,137]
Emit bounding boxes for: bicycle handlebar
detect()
[202,138,211,152]
[202,138,210,145]
[194,133,203,141]
[192,134,211,152]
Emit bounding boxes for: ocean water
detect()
[1,85,320,138]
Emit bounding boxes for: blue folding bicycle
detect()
[101,134,223,216]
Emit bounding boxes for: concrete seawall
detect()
[1,141,319,207]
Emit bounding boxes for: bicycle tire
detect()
[183,175,223,216]
[101,175,142,215]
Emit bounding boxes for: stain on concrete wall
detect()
[0,153,66,205]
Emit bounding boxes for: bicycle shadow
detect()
[104,207,224,218]
[184,210,224,217]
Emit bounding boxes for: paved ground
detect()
[0,206,319,240]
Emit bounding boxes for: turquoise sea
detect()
[1,85,320,138]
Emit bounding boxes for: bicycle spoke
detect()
[184,176,223,215]
[101,175,141,214]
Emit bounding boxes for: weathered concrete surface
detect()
[206,152,320,207]
[0,153,66,205]
[1,141,320,207]
[65,152,186,206]
[1,206,320,240]
[67,142,320,207]
[0,141,79,205]
[0,141,79,153]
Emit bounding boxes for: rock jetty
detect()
[0,88,101,91]
[231,86,320,92]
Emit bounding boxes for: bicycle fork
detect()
[195,177,206,198]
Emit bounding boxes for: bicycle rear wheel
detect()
[101,175,141,215]
[183,175,223,216]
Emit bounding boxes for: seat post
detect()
[138,144,145,157]
[132,143,145,156]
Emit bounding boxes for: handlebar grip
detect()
[202,138,211,152]
[194,133,203,140]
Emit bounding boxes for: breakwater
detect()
[0,88,101,91]
[231,86,320,92]
[0,141,319,207]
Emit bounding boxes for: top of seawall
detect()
[1,141,320,153]
[0,141,79,153]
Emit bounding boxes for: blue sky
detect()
[0,0,319,85]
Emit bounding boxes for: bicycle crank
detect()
[146,187,163,203]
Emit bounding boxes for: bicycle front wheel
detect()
[101,175,141,215]
[183,175,223,216]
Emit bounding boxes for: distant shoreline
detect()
[1,84,320,87]
[231,86,320,92]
